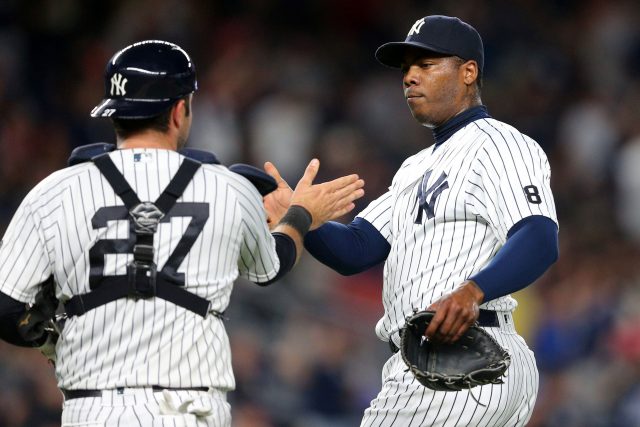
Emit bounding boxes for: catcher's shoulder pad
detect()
[228,163,278,196]
[68,143,116,166]
[69,145,223,167]
[178,148,221,165]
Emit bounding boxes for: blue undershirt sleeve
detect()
[303,217,391,276]
[470,215,559,302]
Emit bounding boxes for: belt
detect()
[389,309,501,354]
[61,386,210,400]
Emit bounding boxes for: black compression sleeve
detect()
[470,215,559,302]
[0,292,33,347]
[304,218,390,275]
[258,232,298,286]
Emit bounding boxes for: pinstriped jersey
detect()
[357,117,557,344]
[0,148,279,390]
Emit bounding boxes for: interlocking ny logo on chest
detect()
[415,170,449,224]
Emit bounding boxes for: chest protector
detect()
[64,153,213,318]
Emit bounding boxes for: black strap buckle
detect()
[132,243,154,263]
[127,260,157,299]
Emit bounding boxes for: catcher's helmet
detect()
[91,40,197,119]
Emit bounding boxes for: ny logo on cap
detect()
[408,18,426,36]
[110,73,128,96]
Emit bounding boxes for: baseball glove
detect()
[17,277,62,363]
[400,310,511,391]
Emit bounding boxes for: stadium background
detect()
[0,0,639,426]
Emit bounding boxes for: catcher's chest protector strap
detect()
[64,153,212,318]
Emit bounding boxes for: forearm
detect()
[470,215,559,302]
[272,205,312,262]
[304,218,390,275]
[259,206,312,286]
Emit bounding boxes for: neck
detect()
[432,105,491,147]
[118,131,178,151]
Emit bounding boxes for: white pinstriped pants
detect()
[60,388,231,427]
[361,312,539,427]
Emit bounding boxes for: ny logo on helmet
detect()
[408,18,426,36]
[110,73,128,96]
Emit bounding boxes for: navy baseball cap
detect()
[375,15,484,73]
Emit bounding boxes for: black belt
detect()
[61,386,209,400]
[389,309,501,354]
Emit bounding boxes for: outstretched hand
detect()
[263,159,365,230]
[263,161,293,228]
[291,159,364,230]
[423,280,485,343]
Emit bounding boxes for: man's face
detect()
[401,49,468,128]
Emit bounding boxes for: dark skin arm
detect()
[424,280,485,343]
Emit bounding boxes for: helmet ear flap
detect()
[91,40,197,119]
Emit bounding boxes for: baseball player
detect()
[0,40,364,426]
[264,15,559,426]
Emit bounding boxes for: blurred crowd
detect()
[1,0,639,426]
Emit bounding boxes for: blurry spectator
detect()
[248,43,328,180]
[558,96,618,191]
[614,135,640,241]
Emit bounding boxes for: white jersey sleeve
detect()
[235,180,279,283]
[466,126,557,242]
[356,190,393,243]
[0,188,52,303]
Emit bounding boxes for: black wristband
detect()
[279,205,313,237]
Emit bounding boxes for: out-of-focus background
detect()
[1,0,639,426]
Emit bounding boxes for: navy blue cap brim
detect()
[90,97,176,119]
[375,41,458,68]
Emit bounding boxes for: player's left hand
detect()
[289,159,364,230]
[263,161,293,229]
[423,280,484,343]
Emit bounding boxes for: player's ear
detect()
[179,94,192,117]
[462,60,479,86]
[170,99,187,129]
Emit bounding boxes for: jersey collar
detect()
[432,105,491,148]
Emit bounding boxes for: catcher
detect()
[0,40,365,427]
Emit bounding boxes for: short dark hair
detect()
[112,96,190,140]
